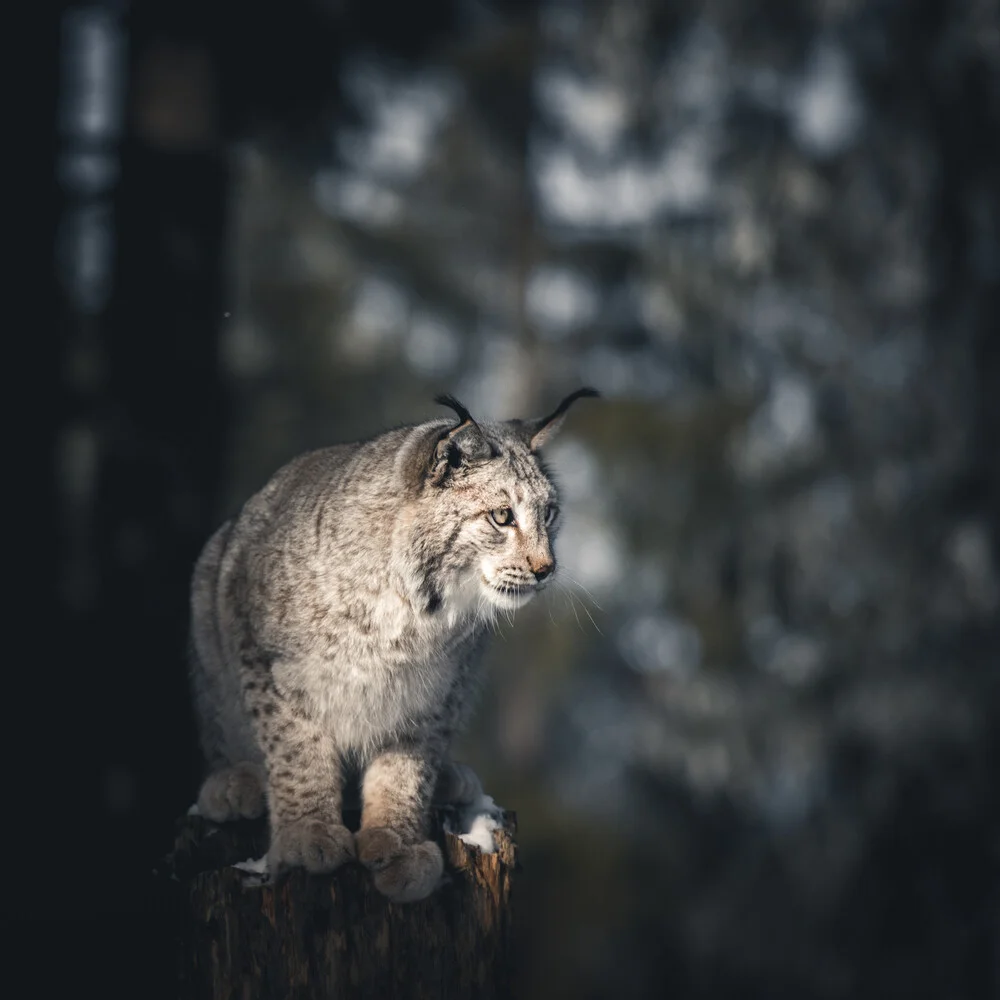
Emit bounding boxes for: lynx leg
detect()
[356,747,444,903]
[243,670,354,875]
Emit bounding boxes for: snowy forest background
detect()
[24,1,999,998]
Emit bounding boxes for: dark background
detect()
[12,1,999,997]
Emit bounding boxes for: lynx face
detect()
[417,390,598,616]
[466,449,561,611]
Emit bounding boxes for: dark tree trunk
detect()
[163,811,517,999]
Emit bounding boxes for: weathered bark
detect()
[164,810,517,999]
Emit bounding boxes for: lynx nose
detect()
[531,560,554,582]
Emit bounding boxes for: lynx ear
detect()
[522,387,600,451]
[429,394,493,484]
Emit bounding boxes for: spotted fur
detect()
[189,390,597,900]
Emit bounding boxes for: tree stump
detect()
[161,809,517,999]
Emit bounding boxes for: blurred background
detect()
[20,0,999,997]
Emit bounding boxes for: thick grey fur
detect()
[189,390,597,902]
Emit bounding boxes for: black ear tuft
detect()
[550,387,600,414]
[434,394,476,428]
[525,387,601,451]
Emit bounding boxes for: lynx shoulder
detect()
[188,389,597,901]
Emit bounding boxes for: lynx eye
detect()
[489,507,515,527]
[544,503,560,526]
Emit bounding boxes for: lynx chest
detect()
[273,587,479,752]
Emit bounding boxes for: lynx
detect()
[189,389,597,901]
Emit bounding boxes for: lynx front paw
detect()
[197,763,266,822]
[356,827,444,903]
[268,817,355,874]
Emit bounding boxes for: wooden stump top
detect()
[160,809,517,999]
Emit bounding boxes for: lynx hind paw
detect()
[268,817,356,874]
[356,828,444,903]
[197,763,266,822]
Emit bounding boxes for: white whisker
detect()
[560,582,583,631]
[560,572,604,612]
[578,599,603,635]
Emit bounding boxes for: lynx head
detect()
[412,388,599,613]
